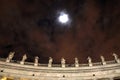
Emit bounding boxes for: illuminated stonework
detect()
[0,52,120,80]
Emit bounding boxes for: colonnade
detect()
[5,52,120,68]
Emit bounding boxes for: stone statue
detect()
[6,52,15,62]
[113,53,120,63]
[100,55,106,65]
[48,57,53,67]
[61,57,66,67]
[34,56,39,66]
[87,57,93,66]
[113,53,118,60]
[20,54,27,65]
[75,57,79,67]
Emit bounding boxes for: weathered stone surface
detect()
[0,58,120,80]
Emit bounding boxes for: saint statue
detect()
[6,52,15,62]
[87,56,93,66]
[113,53,118,60]
[61,57,65,67]
[100,56,105,62]
[100,55,106,65]
[20,54,27,64]
[49,57,53,64]
[48,57,53,67]
[113,53,120,63]
[75,57,79,67]
[34,56,39,66]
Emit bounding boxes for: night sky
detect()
[0,0,120,64]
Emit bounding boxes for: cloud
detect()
[0,0,120,63]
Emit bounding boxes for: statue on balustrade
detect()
[100,55,106,65]
[34,56,39,66]
[75,57,79,67]
[61,57,66,67]
[113,53,120,63]
[20,54,27,65]
[48,57,53,67]
[87,57,93,66]
[6,52,15,62]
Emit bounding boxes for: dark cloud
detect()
[0,0,120,63]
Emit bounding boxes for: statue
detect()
[61,57,66,68]
[87,57,93,66]
[6,52,15,62]
[75,57,79,67]
[113,53,120,63]
[48,57,53,67]
[100,55,106,65]
[34,56,39,66]
[20,54,27,65]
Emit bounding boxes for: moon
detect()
[58,12,69,24]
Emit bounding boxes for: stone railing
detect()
[1,52,120,68]
[0,52,120,80]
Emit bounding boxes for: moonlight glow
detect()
[58,12,69,24]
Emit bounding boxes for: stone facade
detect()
[0,54,120,80]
